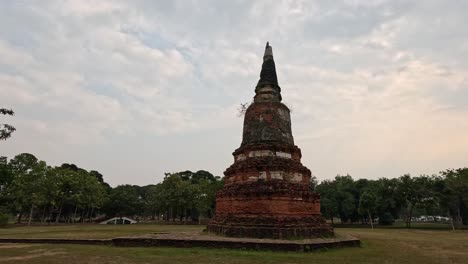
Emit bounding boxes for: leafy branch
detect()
[1,108,16,140]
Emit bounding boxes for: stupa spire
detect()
[257,42,279,89]
[255,42,282,102]
[264,41,273,59]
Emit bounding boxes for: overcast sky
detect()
[1,0,467,186]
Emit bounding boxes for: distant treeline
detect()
[0,153,223,225]
[315,171,468,228]
[0,153,467,228]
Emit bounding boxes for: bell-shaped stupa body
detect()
[207,43,333,239]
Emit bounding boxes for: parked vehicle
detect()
[99,217,137,225]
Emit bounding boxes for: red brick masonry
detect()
[208,43,333,239]
[207,103,333,239]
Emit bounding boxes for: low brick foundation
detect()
[111,236,360,252]
[208,214,333,239]
[207,224,333,239]
[0,238,111,245]
[0,233,360,252]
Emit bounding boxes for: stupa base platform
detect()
[207,224,333,239]
[207,215,333,239]
[112,232,360,252]
[0,231,359,252]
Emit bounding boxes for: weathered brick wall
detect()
[215,196,320,216]
[242,102,294,146]
[232,142,302,161]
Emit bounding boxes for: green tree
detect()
[316,175,358,223]
[373,178,401,224]
[440,168,468,228]
[0,156,13,195]
[0,157,13,214]
[359,191,377,229]
[43,166,108,223]
[194,177,223,222]
[144,184,162,220]
[397,174,433,228]
[0,156,13,186]
[154,171,222,222]
[8,153,47,225]
[50,167,79,223]
[0,108,15,141]
[316,179,338,223]
[335,175,357,223]
[103,185,142,218]
[71,169,107,223]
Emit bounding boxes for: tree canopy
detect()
[0,152,466,228]
[316,172,468,228]
[0,153,223,225]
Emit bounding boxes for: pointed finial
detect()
[264,41,273,58]
[256,42,281,101]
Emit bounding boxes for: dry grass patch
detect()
[0,225,467,264]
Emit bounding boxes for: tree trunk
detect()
[28,205,34,226]
[457,207,463,228]
[55,204,63,224]
[72,205,78,223]
[16,212,23,224]
[449,210,455,231]
[404,207,408,228]
[81,207,87,224]
[405,203,413,228]
[47,210,53,226]
[368,210,374,229]
[40,206,47,223]
[408,206,413,229]
[89,207,95,223]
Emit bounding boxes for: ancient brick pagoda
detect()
[207,43,333,239]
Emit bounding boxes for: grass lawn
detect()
[0,225,467,264]
[333,221,467,230]
[0,224,203,239]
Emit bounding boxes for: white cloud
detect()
[1,0,468,185]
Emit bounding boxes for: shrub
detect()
[379,212,395,225]
[0,213,9,227]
